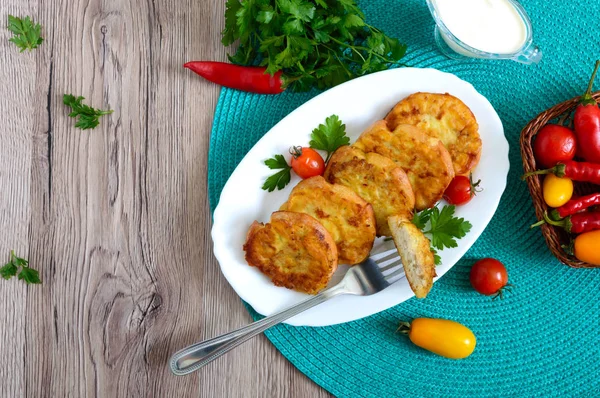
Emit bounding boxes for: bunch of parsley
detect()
[222,0,407,92]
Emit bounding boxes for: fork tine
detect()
[384,267,406,282]
[379,259,403,273]
[369,248,398,262]
[378,256,401,269]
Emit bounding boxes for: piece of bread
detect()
[323,145,415,236]
[243,211,338,294]
[280,176,376,265]
[353,121,454,210]
[387,215,436,299]
[384,92,482,176]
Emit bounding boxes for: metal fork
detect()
[169,248,405,375]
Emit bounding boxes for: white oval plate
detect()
[212,68,509,327]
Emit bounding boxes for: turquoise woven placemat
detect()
[207,0,600,396]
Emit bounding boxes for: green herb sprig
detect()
[262,154,292,192]
[222,0,407,92]
[309,114,349,162]
[0,251,41,285]
[7,15,44,52]
[413,205,472,265]
[63,94,113,130]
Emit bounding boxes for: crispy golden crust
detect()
[387,215,436,298]
[323,145,415,236]
[384,92,482,176]
[243,211,338,294]
[281,176,376,265]
[353,121,454,210]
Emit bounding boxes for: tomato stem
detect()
[396,321,411,335]
[289,146,303,159]
[492,283,513,300]
[469,173,482,198]
[561,241,575,256]
[557,112,571,126]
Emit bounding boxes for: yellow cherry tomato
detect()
[574,230,600,265]
[542,174,573,208]
[399,318,476,359]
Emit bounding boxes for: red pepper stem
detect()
[522,163,565,179]
[549,209,562,220]
[541,211,572,232]
[530,219,546,229]
[522,169,550,179]
[581,60,600,104]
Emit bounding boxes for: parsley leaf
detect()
[411,208,434,230]
[0,262,18,280]
[262,154,292,192]
[63,94,113,130]
[7,15,44,52]
[422,206,472,250]
[1,251,41,285]
[309,115,350,162]
[431,248,441,266]
[412,205,472,265]
[18,267,42,284]
[222,0,242,46]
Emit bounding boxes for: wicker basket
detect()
[520,92,600,268]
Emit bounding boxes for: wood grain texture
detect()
[0,0,331,396]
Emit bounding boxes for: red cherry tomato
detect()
[469,258,511,298]
[290,146,325,179]
[533,124,577,169]
[443,174,481,206]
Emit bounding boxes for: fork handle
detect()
[169,284,346,375]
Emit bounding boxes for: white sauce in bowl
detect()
[433,0,527,54]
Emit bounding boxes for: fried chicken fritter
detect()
[388,215,436,299]
[324,145,415,236]
[280,176,376,264]
[244,211,338,294]
[385,92,481,176]
[353,121,454,210]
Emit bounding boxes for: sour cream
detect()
[433,0,527,54]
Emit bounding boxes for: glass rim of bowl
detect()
[425,0,535,59]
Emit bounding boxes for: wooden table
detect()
[0,1,330,396]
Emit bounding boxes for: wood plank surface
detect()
[0,1,331,396]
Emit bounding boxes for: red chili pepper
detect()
[574,60,600,163]
[532,210,600,234]
[183,62,285,94]
[551,193,600,219]
[522,160,600,185]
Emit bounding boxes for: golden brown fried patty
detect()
[388,215,436,299]
[280,176,376,264]
[353,121,454,210]
[324,145,415,236]
[384,92,481,176]
[244,211,338,294]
